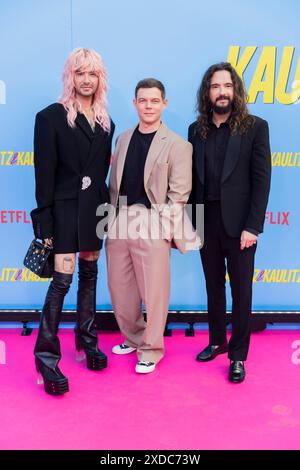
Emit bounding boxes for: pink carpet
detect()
[0,329,299,450]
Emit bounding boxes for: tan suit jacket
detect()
[109,122,201,253]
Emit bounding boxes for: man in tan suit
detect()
[106,78,201,374]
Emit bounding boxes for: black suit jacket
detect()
[31,103,115,241]
[188,115,271,237]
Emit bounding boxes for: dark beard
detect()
[212,97,233,115]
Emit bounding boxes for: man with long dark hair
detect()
[188,62,271,383]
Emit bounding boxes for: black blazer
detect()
[31,103,115,240]
[188,115,271,237]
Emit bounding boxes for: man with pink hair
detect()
[31,48,115,396]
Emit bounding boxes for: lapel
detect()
[115,122,168,192]
[221,132,242,183]
[194,125,242,185]
[76,113,107,172]
[115,127,136,192]
[144,122,168,186]
[194,136,205,185]
[75,112,94,141]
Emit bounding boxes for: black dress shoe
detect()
[196,343,228,362]
[229,361,245,383]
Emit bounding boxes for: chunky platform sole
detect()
[36,367,69,396]
[76,349,107,370]
[75,336,107,371]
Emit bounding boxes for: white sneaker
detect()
[135,361,156,374]
[112,343,136,355]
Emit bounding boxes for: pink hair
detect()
[59,48,110,132]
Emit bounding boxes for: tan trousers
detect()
[105,205,171,364]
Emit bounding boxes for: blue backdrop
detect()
[0,0,299,310]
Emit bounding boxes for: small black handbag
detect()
[23,239,54,278]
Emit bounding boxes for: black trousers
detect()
[200,201,257,361]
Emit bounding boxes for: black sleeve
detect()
[244,227,260,236]
[244,119,272,233]
[30,112,58,239]
[188,123,194,144]
[104,119,115,181]
[187,124,196,225]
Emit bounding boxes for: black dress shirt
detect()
[204,120,230,201]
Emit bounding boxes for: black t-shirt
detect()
[119,127,156,208]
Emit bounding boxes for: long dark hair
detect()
[195,62,255,139]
